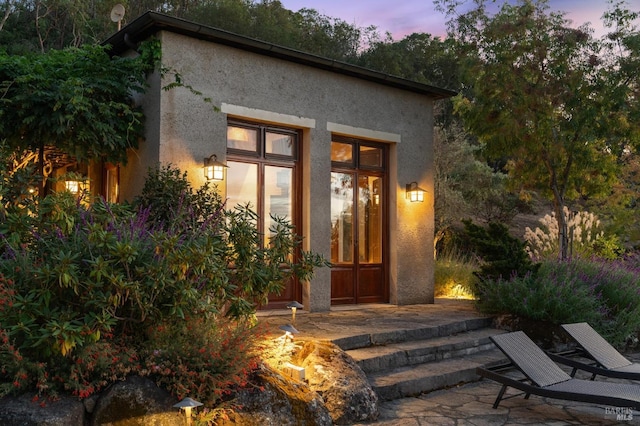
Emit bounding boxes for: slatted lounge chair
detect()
[547,322,640,381]
[476,331,640,409]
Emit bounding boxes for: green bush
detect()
[141,317,263,406]
[461,219,540,281]
[476,258,640,347]
[0,164,327,400]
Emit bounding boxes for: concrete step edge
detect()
[331,316,494,351]
[354,338,501,374]
[369,349,506,401]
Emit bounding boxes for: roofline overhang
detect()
[103,11,457,100]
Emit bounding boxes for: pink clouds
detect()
[279,0,623,40]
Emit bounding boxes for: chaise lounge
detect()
[547,322,640,381]
[477,331,640,409]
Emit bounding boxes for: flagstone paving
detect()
[358,379,639,425]
[259,299,640,425]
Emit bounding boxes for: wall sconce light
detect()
[173,397,203,426]
[203,154,227,181]
[65,177,88,195]
[406,182,426,203]
[286,301,303,324]
[65,179,81,194]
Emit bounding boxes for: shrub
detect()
[476,258,640,347]
[461,219,540,281]
[141,317,263,406]
[0,163,327,400]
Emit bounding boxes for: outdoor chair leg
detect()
[493,385,508,409]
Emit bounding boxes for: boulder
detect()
[90,376,181,426]
[225,363,332,426]
[292,340,379,425]
[0,394,84,426]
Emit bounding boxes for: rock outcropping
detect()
[0,340,379,425]
[293,340,379,424]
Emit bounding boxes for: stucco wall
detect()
[123,30,436,311]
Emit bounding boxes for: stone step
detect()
[331,316,494,351]
[348,327,505,374]
[367,348,506,401]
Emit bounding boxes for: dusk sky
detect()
[279,0,633,40]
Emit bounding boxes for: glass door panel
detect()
[359,175,382,264]
[264,165,292,245]
[331,172,354,264]
[226,161,258,209]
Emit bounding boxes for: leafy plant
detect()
[142,317,263,406]
[0,163,327,400]
[476,259,640,347]
[461,219,540,281]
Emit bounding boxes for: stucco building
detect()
[104,12,455,312]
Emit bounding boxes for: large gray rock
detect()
[90,376,181,426]
[225,363,332,426]
[293,341,379,425]
[0,394,85,426]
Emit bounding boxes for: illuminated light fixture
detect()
[279,324,299,341]
[406,181,426,203]
[286,301,304,324]
[203,154,227,181]
[65,179,81,194]
[173,397,203,426]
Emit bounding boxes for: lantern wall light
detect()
[406,182,426,203]
[203,154,228,181]
[65,180,81,194]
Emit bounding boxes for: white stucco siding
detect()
[149,30,435,308]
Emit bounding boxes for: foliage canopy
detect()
[437,0,640,258]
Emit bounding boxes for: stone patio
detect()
[259,298,640,425]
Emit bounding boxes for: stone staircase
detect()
[336,317,507,401]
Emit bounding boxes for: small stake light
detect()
[279,324,299,342]
[173,397,203,426]
[286,301,303,324]
[203,154,227,181]
[406,181,426,203]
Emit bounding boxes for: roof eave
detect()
[103,11,457,100]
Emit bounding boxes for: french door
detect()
[226,120,300,308]
[330,138,387,304]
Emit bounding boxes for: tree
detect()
[437,0,639,259]
[0,43,153,195]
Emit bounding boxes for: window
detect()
[226,121,299,247]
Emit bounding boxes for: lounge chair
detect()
[477,331,640,409]
[547,322,640,381]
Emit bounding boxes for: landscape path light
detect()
[173,397,203,426]
[286,300,303,324]
[279,324,299,343]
